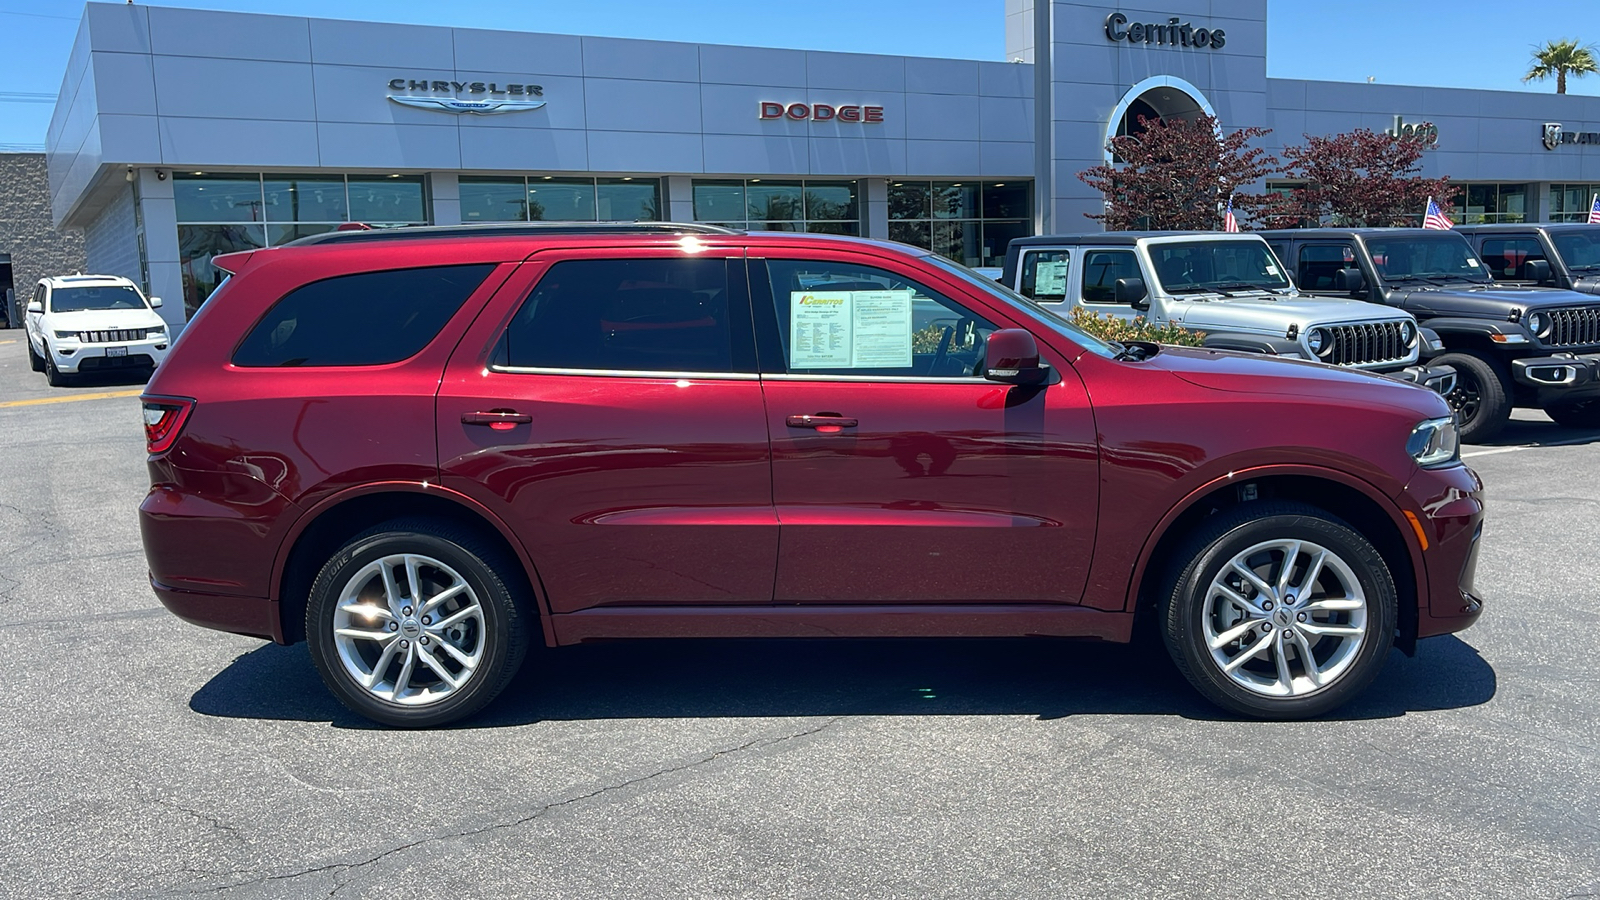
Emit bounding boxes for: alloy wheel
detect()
[331,553,486,706]
[1202,538,1368,697]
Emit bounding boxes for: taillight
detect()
[142,396,195,455]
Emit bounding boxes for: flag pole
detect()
[1423,195,1432,228]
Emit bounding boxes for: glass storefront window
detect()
[1551,184,1600,222]
[174,175,266,223]
[888,180,1032,267]
[1449,183,1528,224]
[263,175,347,223]
[693,180,746,222]
[178,223,263,318]
[597,178,660,221]
[693,178,860,235]
[527,177,596,220]
[746,181,803,222]
[460,178,528,222]
[348,176,427,224]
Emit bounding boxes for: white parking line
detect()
[1463,436,1600,458]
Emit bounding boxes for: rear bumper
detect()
[1380,363,1457,395]
[151,576,279,643]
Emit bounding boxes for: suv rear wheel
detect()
[306,518,530,727]
[1160,502,1397,719]
[1434,350,1511,443]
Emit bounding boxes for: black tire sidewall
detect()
[306,526,524,728]
[1164,508,1398,719]
[1436,351,1511,443]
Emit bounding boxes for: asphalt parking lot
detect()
[0,333,1596,899]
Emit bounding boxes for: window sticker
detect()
[1466,258,1480,267]
[1264,263,1281,276]
[790,289,913,368]
[1034,260,1070,297]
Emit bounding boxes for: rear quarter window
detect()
[232,264,494,367]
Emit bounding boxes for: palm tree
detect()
[1524,39,1599,94]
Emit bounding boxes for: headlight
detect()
[1401,321,1417,346]
[1307,327,1330,356]
[53,330,77,340]
[1527,311,1552,339]
[1407,417,1460,468]
[148,326,167,338]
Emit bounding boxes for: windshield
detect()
[925,255,1121,359]
[1552,230,1600,270]
[1364,237,1491,284]
[49,285,148,313]
[1148,240,1291,293]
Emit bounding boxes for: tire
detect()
[1159,501,1398,719]
[27,338,44,372]
[1434,351,1511,443]
[1544,398,1600,430]
[305,518,531,728]
[43,346,69,387]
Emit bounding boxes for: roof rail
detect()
[283,221,741,247]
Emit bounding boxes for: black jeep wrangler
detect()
[1456,223,1600,297]
[1260,228,1600,441]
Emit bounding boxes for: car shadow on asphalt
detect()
[1474,415,1600,448]
[57,369,154,389]
[188,634,1496,729]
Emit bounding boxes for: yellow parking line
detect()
[0,389,144,409]
[0,340,15,345]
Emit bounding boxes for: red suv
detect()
[140,224,1485,726]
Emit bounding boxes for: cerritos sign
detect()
[1542,122,1600,150]
[1104,12,1227,49]
[386,77,546,115]
[759,102,885,123]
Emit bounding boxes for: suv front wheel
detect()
[306,518,531,727]
[1160,502,1397,719]
[1434,350,1511,443]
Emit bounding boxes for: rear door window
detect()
[1296,243,1359,291]
[1019,249,1071,302]
[1479,237,1547,280]
[232,264,494,367]
[499,257,751,374]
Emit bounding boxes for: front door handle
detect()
[786,414,858,434]
[462,410,532,431]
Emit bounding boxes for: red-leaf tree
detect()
[1263,128,1459,228]
[1077,114,1279,231]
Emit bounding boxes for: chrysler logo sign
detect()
[1542,122,1600,150]
[386,77,546,115]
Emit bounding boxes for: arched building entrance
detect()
[1104,76,1217,162]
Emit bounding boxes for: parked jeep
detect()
[1261,228,1600,441]
[999,232,1454,393]
[1456,223,1600,297]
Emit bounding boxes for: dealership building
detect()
[42,0,1600,326]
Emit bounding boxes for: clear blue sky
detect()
[3,0,1599,149]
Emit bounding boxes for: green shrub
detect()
[1068,307,1207,347]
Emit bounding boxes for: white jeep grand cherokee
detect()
[24,275,171,386]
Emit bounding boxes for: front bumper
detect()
[1510,351,1600,396]
[1380,363,1457,396]
[1400,463,1486,639]
[53,339,168,373]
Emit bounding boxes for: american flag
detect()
[1422,197,1454,230]
[1588,193,1600,225]
[1223,195,1239,233]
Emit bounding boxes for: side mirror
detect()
[984,329,1048,386]
[26,300,42,313]
[1524,260,1552,284]
[1333,268,1367,293]
[1114,277,1149,311]
[149,296,163,308]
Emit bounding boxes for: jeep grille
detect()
[1544,307,1600,347]
[77,328,148,344]
[1323,322,1410,366]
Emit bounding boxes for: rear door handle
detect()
[462,410,532,430]
[786,414,858,433]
